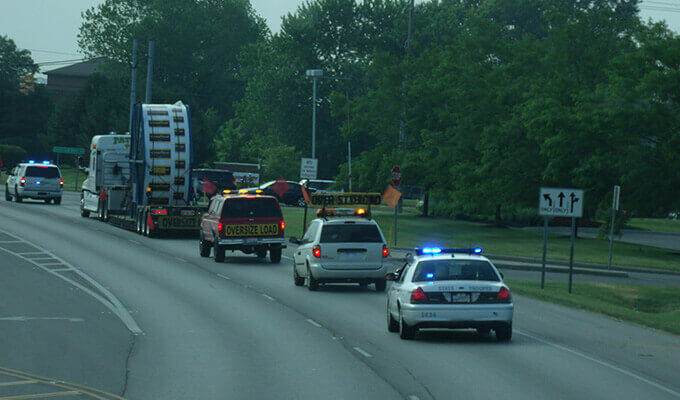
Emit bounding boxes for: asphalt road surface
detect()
[1,190,679,400]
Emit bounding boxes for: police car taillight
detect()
[496,287,511,302]
[382,244,389,258]
[59,178,63,188]
[312,245,321,258]
[410,287,428,304]
[20,177,26,186]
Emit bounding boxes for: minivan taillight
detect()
[410,287,428,304]
[312,245,321,258]
[496,287,511,302]
[59,178,63,188]
[382,244,389,258]
[20,177,26,187]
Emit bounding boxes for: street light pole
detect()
[306,69,323,159]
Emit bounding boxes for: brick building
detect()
[45,57,108,102]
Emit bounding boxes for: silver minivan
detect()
[5,162,63,204]
[291,216,389,291]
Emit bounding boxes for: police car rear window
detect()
[413,260,500,282]
[221,198,281,218]
[25,166,60,178]
[320,224,382,243]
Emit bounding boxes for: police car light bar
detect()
[28,160,35,164]
[42,161,50,165]
[414,247,483,256]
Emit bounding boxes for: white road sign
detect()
[539,188,584,218]
[300,158,318,179]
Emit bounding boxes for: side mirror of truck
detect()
[385,272,398,281]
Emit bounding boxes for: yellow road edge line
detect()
[0,390,80,399]
[0,368,124,400]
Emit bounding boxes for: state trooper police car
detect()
[386,247,513,341]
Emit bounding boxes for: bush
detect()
[0,144,27,169]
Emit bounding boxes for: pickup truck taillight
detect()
[218,222,223,234]
[20,177,26,187]
[280,220,285,233]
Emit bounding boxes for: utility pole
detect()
[129,39,138,133]
[398,0,414,151]
[145,40,154,104]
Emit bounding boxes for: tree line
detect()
[1,0,678,220]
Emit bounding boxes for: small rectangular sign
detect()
[300,158,318,179]
[613,185,621,211]
[311,193,382,206]
[53,146,85,155]
[539,188,584,218]
[223,224,279,237]
[158,216,201,230]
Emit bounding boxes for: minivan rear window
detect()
[25,166,60,178]
[320,224,383,243]
[221,198,282,218]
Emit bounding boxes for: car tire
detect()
[476,328,491,335]
[54,197,61,205]
[399,308,416,340]
[293,263,305,286]
[14,187,22,202]
[374,279,387,292]
[270,245,282,263]
[495,323,512,342]
[4,185,10,201]
[256,247,267,258]
[199,233,211,257]
[307,265,319,291]
[387,302,399,332]
[296,197,306,207]
[214,243,225,263]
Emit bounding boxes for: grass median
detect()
[282,208,680,272]
[506,279,680,335]
[627,218,680,234]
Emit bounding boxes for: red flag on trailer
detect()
[301,185,311,205]
[147,213,155,230]
[202,178,217,195]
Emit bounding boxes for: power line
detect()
[24,49,83,56]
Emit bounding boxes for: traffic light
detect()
[18,73,35,95]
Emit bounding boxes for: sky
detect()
[0,0,679,75]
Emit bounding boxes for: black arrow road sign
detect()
[558,192,566,207]
[570,192,579,213]
[543,194,552,207]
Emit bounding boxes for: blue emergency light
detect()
[28,160,35,164]
[42,161,50,165]
[415,247,484,256]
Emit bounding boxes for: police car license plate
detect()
[451,293,470,303]
[157,216,201,230]
[224,224,279,237]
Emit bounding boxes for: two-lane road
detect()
[1,190,679,399]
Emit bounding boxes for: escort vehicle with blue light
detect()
[5,160,63,204]
[289,197,389,292]
[386,247,513,341]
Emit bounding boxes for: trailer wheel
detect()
[142,212,149,236]
[136,210,142,233]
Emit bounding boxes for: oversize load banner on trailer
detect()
[157,216,201,230]
[224,224,279,237]
[310,193,382,206]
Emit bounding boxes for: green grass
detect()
[59,166,84,192]
[506,279,680,335]
[282,208,680,271]
[627,218,680,233]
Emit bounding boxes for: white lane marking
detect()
[262,293,276,301]
[39,263,65,266]
[353,346,373,358]
[306,318,322,328]
[47,268,73,272]
[0,380,38,387]
[128,239,140,245]
[16,252,44,255]
[0,240,22,244]
[516,330,680,398]
[27,258,56,261]
[217,273,231,280]
[0,317,84,322]
[174,256,187,263]
[0,229,143,335]
[282,255,293,260]
[407,396,420,400]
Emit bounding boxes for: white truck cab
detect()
[80,134,131,217]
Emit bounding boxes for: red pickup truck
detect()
[199,193,286,263]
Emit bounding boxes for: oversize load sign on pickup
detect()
[311,193,382,206]
[224,224,279,236]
